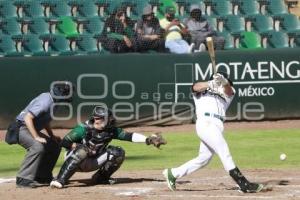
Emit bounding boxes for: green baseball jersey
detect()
[62,122,132,149]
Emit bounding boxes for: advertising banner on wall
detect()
[0,48,299,128]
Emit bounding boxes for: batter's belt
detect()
[204,112,225,122]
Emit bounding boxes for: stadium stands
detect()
[0,0,299,56]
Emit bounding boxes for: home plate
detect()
[114,187,153,196]
[0,178,15,184]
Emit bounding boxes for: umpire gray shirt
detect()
[16,92,54,131]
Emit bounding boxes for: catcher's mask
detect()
[209,71,233,86]
[50,81,74,102]
[91,106,115,129]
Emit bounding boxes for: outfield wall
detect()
[0,48,299,128]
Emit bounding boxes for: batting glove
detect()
[208,79,220,90]
[213,73,228,86]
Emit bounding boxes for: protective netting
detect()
[0,0,299,56]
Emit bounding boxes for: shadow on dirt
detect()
[66,177,186,188]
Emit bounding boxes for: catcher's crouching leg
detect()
[92,146,125,184]
[50,146,88,188]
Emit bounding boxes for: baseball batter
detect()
[50,106,166,188]
[163,72,265,193]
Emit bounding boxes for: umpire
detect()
[6,81,74,188]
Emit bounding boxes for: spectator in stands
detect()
[100,7,136,53]
[135,4,166,52]
[159,6,193,54]
[183,5,225,51]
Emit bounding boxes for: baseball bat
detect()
[206,37,217,75]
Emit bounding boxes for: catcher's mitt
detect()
[146,133,167,148]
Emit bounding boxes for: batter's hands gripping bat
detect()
[206,37,217,75]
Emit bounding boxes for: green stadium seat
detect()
[175,1,190,19]
[148,0,161,15]
[256,0,269,15]
[238,31,262,49]
[1,18,23,35]
[293,34,300,47]
[18,34,50,56]
[0,0,18,18]
[112,0,147,20]
[217,31,235,49]
[94,0,112,17]
[205,0,232,16]
[262,31,289,48]
[205,16,217,31]
[57,16,79,37]
[76,34,102,54]
[279,13,300,33]
[40,0,72,18]
[249,14,274,33]
[231,0,260,16]
[175,0,204,20]
[266,0,288,15]
[40,34,76,56]
[222,15,245,33]
[28,18,50,35]
[105,0,121,15]
[66,0,97,17]
[137,1,152,16]
[84,17,105,34]
[0,34,24,57]
[156,0,177,18]
[22,0,45,18]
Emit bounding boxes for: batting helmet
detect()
[209,71,233,86]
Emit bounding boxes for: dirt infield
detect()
[1,169,300,200]
[1,120,300,200]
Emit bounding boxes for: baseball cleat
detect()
[163,168,176,191]
[50,180,63,189]
[239,183,264,193]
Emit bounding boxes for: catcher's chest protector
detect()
[84,129,115,153]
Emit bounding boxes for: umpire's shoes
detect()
[35,176,53,185]
[163,168,176,191]
[240,182,264,193]
[16,177,41,188]
[50,180,63,189]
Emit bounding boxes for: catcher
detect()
[50,106,166,188]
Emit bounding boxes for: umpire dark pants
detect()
[17,126,61,181]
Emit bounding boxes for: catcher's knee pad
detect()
[72,145,89,161]
[92,146,125,183]
[106,146,125,165]
[56,146,88,185]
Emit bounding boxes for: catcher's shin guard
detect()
[229,167,263,193]
[92,146,125,184]
[55,146,88,186]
